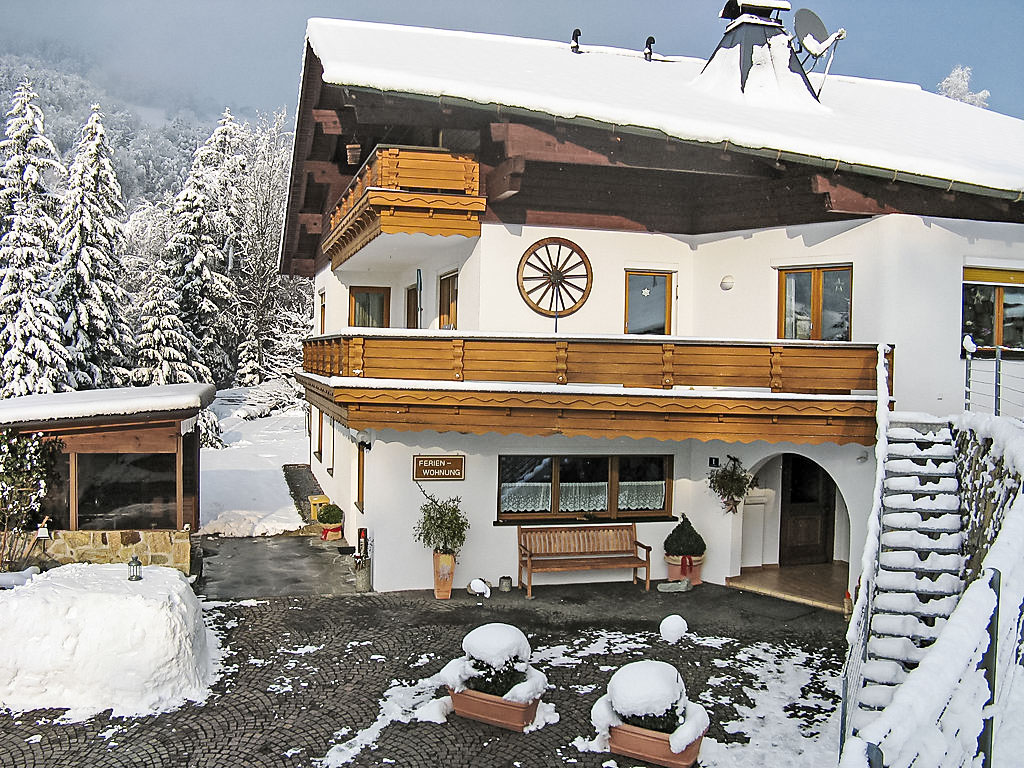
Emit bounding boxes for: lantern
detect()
[128,555,143,581]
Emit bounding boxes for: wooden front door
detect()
[779,454,835,566]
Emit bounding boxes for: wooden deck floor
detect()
[726,561,850,613]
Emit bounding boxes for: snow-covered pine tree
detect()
[938,65,990,109]
[0,79,64,244]
[234,333,261,387]
[131,260,208,387]
[53,105,132,389]
[0,202,72,398]
[192,108,248,258]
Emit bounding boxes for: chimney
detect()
[697,1,819,105]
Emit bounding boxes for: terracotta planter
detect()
[664,554,704,585]
[433,551,455,599]
[609,723,705,768]
[448,687,540,732]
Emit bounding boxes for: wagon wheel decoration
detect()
[517,238,593,318]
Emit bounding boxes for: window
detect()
[497,454,672,522]
[778,266,851,341]
[625,271,672,334]
[318,290,326,334]
[962,268,1024,349]
[314,409,323,461]
[77,453,177,530]
[349,286,390,328]
[439,272,458,330]
[406,284,419,329]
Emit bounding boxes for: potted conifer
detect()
[413,485,469,599]
[663,515,706,585]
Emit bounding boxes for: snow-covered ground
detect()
[199,392,307,537]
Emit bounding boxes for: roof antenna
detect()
[570,28,582,54]
[793,8,846,97]
[643,35,655,61]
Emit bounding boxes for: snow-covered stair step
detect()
[884,458,957,477]
[883,475,958,494]
[886,426,953,443]
[880,529,962,554]
[868,636,929,664]
[858,683,899,711]
[873,591,960,619]
[849,707,879,734]
[877,550,963,574]
[882,493,960,513]
[881,511,962,534]
[886,442,955,460]
[870,613,946,641]
[861,659,909,687]
[874,570,963,596]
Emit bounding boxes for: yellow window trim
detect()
[963,267,1024,286]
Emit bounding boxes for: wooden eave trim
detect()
[9,411,199,434]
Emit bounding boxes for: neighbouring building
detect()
[0,383,215,573]
[280,4,1024,600]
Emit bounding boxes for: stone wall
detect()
[36,530,192,574]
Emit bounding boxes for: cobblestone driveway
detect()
[0,583,845,767]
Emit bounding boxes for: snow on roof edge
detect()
[0,384,216,428]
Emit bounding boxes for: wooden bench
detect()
[517,523,651,599]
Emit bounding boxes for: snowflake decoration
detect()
[641,287,651,297]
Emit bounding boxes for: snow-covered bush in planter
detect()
[588,660,709,767]
[438,622,557,732]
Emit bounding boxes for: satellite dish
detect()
[794,8,828,56]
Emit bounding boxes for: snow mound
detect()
[0,566,39,589]
[660,614,689,643]
[608,659,685,718]
[0,564,221,720]
[462,622,531,668]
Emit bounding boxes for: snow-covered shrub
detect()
[439,623,548,704]
[589,660,709,753]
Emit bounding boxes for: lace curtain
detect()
[618,480,665,511]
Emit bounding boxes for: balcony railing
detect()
[320,145,486,266]
[302,332,893,395]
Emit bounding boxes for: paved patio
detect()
[0,573,845,768]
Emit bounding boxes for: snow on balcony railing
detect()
[840,414,1024,768]
[962,337,1024,419]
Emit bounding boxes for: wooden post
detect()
[661,344,675,388]
[770,346,784,392]
[452,339,465,381]
[176,433,184,530]
[555,341,568,384]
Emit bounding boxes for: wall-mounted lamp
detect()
[720,275,735,291]
[856,451,870,463]
[355,429,374,451]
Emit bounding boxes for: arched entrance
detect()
[728,452,850,612]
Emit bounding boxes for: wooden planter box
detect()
[448,687,539,732]
[609,723,705,768]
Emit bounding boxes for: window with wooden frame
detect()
[497,454,673,523]
[406,284,419,329]
[318,290,326,334]
[625,271,672,334]
[326,416,335,476]
[314,409,323,461]
[962,268,1024,350]
[778,266,851,341]
[439,271,458,330]
[349,286,390,328]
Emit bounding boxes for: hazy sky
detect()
[2,0,1021,119]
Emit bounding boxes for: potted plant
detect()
[588,660,709,768]
[663,515,706,585]
[413,485,469,599]
[439,622,553,732]
[707,454,756,514]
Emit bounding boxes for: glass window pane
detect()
[40,452,70,530]
[77,453,177,530]
[618,456,666,511]
[821,269,851,341]
[499,456,552,513]
[784,271,813,339]
[962,284,995,347]
[351,289,387,327]
[558,456,608,513]
[1002,287,1024,349]
[627,273,669,334]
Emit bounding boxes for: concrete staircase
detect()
[853,417,964,730]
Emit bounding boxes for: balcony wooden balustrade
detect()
[302,333,891,395]
[320,145,487,267]
[299,333,892,445]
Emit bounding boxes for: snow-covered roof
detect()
[306,18,1024,198]
[0,384,216,428]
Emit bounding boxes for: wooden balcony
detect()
[299,332,893,446]
[320,145,487,268]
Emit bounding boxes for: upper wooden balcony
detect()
[299,332,893,446]
[320,145,487,268]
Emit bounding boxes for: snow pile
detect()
[208,379,299,422]
[0,383,215,427]
[438,622,551,705]
[0,566,39,589]
[660,614,689,644]
[0,564,221,720]
[582,659,709,754]
[199,409,306,536]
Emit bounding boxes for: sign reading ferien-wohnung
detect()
[413,455,466,481]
